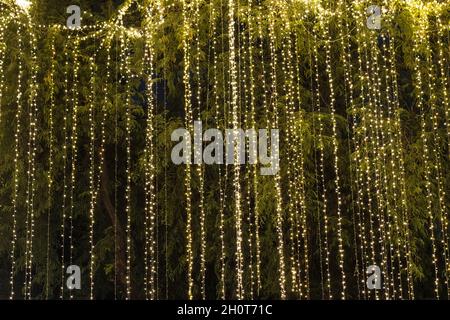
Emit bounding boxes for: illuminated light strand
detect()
[412,14,440,299]
[312,36,332,300]
[0,15,7,126]
[143,1,161,299]
[88,49,97,300]
[9,21,23,300]
[68,37,80,300]
[291,25,310,298]
[386,14,414,298]
[45,31,56,300]
[24,16,39,299]
[247,1,259,298]
[352,0,378,299]
[228,0,244,300]
[210,0,226,300]
[120,25,133,300]
[379,27,405,299]
[321,7,346,300]
[435,13,450,299]
[240,0,254,299]
[282,12,300,297]
[268,4,286,299]
[246,0,259,298]
[367,28,391,299]
[193,0,207,300]
[338,0,364,299]
[307,31,325,299]
[425,15,448,297]
[254,7,266,295]
[181,0,194,299]
[244,0,259,299]
[60,35,71,300]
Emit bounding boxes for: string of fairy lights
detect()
[0,0,449,300]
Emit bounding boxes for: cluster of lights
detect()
[320,3,346,299]
[228,0,245,300]
[1,0,449,301]
[267,5,286,300]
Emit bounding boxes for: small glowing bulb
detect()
[16,0,31,11]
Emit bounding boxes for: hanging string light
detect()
[45,31,56,300]
[193,0,207,300]
[320,3,346,299]
[228,0,244,300]
[24,13,39,299]
[9,20,23,301]
[312,33,332,300]
[267,2,286,300]
[120,23,133,300]
[88,49,97,300]
[0,15,7,126]
[352,0,378,299]
[68,36,80,300]
[337,0,365,299]
[60,34,71,300]
[245,0,257,299]
[435,12,450,299]
[425,10,448,298]
[412,10,440,299]
[181,0,194,300]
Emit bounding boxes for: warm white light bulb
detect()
[16,0,31,11]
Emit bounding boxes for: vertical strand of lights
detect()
[181,0,194,299]
[338,0,364,299]
[211,0,226,300]
[425,12,448,297]
[45,31,57,300]
[87,49,97,300]
[60,35,71,300]
[68,37,80,300]
[120,25,133,300]
[9,21,23,300]
[312,34,332,300]
[193,0,207,300]
[0,15,6,126]
[387,21,414,299]
[307,31,325,299]
[412,12,440,299]
[246,0,257,299]
[321,4,346,299]
[352,0,378,299]
[267,2,286,299]
[366,18,391,299]
[143,2,159,299]
[254,6,267,295]
[436,13,450,298]
[293,13,310,301]
[215,0,228,299]
[228,0,244,300]
[240,0,252,299]
[378,13,404,298]
[435,11,450,153]
[292,21,310,298]
[24,15,39,299]
[282,10,299,297]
